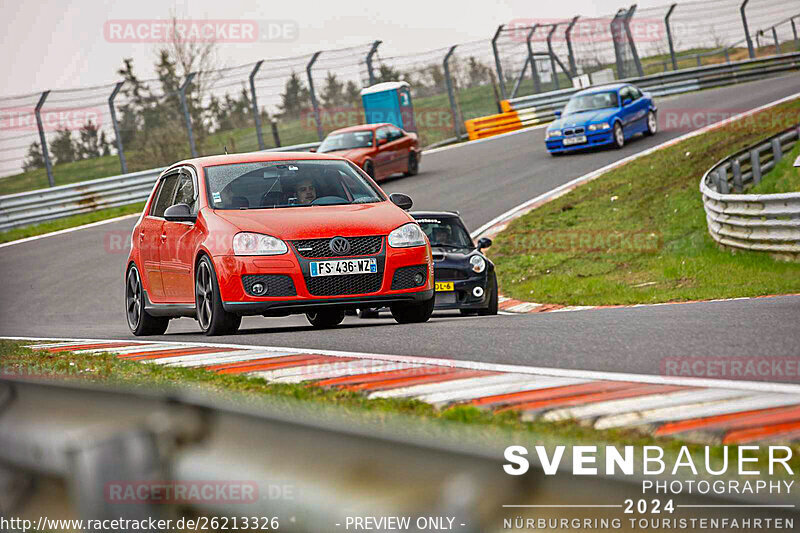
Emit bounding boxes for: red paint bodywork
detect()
[318,123,420,181]
[126,152,433,312]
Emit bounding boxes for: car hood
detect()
[213,201,412,240]
[319,147,372,161]
[431,246,475,261]
[550,108,617,129]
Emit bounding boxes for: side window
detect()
[629,86,642,100]
[150,174,180,217]
[387,126,403,141]
[173,174,196,213]
[620,87,632,104]
[376,127,389,143]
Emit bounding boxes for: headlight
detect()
[547,129,562,138]
[588,122,610,131]
[388,223,427,248]
[470,255,486,273]
[233,232,287,256]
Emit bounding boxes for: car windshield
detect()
[318,131,374,153]
[563,91,619,114]
[414,217,473,248]
[205,160,383,209]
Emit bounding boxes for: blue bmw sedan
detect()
[545,83,657,155]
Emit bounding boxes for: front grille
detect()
[435,268,468,281]
[574,127,585,135]
[391,265,428,290]
[242,275,296,297]
[304,273,382,296]
[563,128,574,136]
[292,236,383,258]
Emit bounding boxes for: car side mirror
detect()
[553,109,562,118]
[389,193,413,210]
[378,137,388,145]
[477,237,492,251]
[622,98,632,106]
[164,203,196,223]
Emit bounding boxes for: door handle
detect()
[160,233,167,241]
[139,231,145,240]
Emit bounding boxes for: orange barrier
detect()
[464,110,521,140]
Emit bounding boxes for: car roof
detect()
[410,210,462,219]
[574,83,629,96]
[329,123,395,134]
[172,151,346,170]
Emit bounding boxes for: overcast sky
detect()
[1,0,677,97]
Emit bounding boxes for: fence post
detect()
[179,73,198,158]
[664,4,678,71]
[271,118,281,148]
[611,9,627,79]
[366,40,381,86]
[526,25,542,94]
[732,159,743,192]
[249,61,266,151]
[750,148,762,185]
[624,5,644,77]
[306,51,324,141]
[792,18,799,50]
[771,27,780,55]
[547,25,560,90]
[565,16,579,76]
[443,45,462,139]
[771,138,783,163]
[740,0,755,59]
[34,91,55,187]
[108,82,128,175]
[491,25,507,100]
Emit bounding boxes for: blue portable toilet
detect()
[360,81,417,132]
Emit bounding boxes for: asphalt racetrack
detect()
[2,74,799,378]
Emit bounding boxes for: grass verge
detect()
[4,338,799,476]
[489,98,800,306]
[0,202,143,244]
[751,141,800,194]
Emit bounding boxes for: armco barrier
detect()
[462,53,800,142]
[700,124,800,261]
[0,142,320,231]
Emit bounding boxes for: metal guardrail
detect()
[700,123,800,260]
[501,52,800,126]
[0,142,321,232]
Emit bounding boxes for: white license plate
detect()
[563,135,587,146]
[310,258,377,277]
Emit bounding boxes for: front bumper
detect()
[545,130,614,153]
[214,241,433,316]
[433,273,490,310]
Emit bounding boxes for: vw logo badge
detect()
[329,236,351,255]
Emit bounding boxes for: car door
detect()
[161,169,200,303]
[140,172,180,303]
[385,125,409,174]
[373,126,394,180]
[627,86,649,132]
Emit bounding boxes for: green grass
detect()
[488,98,800,306]
[0,202,144,244]
[750,141,800,194]
[4,339,799,475]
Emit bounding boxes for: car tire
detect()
[306,310,346,328]
[391,296,435,324]
[195,255,241,336]
[645,110,657,136]
[612,122,625,149]
[477,272,499,316]
[404,152,419,176]
[363,161,375,179]
[357,307,380,319]
[125,264,169,336]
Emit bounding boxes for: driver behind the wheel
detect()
[294,178,317,204]
[432,226,451,245]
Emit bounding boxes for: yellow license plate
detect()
[435,282,454,292]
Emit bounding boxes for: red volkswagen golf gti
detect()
[125,152,434,336]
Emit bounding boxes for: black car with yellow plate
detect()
[357,211,497,317]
